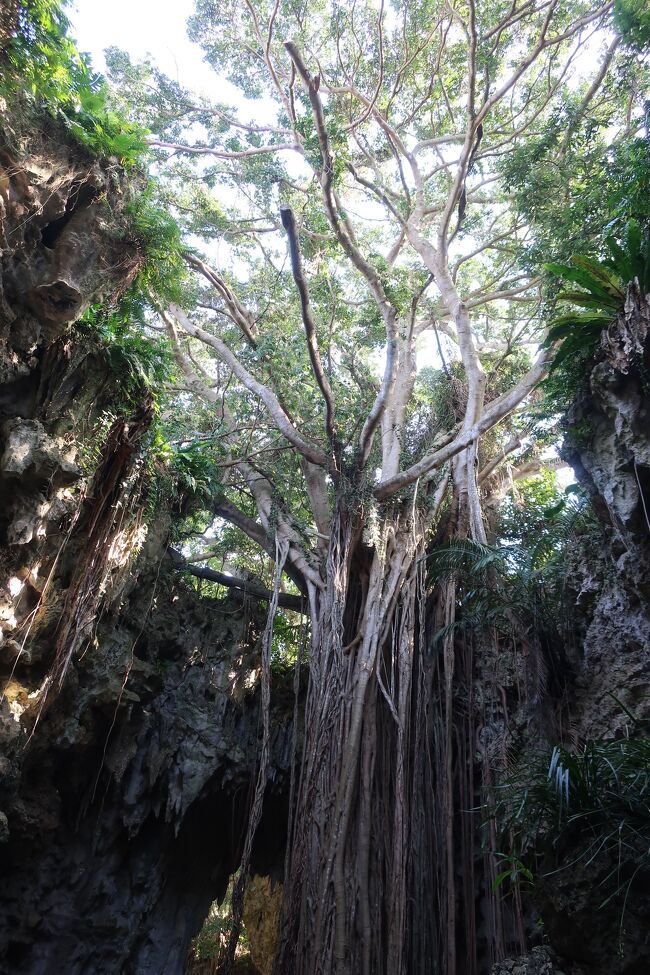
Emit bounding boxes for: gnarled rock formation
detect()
[0,115,143,573]
[523,282,650,975]
[0,120,291,975]
[563,280,650,740]
[0,116,138,356]
[0,551,291,975]
[491,947,570,975]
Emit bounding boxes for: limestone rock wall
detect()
[563,281,650,740]
[0,552,291,975]
[0,121,291,975]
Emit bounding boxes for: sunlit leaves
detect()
[2,2,149,165]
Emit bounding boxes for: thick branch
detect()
[147,138,299,158]
[375,348,551,499]
[214,497,271,553]
[560,35,620,156]
[477,436,522,484]
[300,457,331,541]
[212,496,315,592]
[185,253,258,347]
[465,278,541,309]
[285,41,399,465]
[162,311,220,404]
[169,304,328,468]
[169,549,303,611]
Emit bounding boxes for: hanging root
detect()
[32,398,153,725]
[276,509,429,975]
[222,535,289,974]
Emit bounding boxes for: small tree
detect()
[108,2,642,972]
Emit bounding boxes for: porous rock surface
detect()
[491,946,569,975]
[563,281,650,740]
[527,281,650,975]
[0,121,289,975]
[0,552,291,975]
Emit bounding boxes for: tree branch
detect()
[477,436,522,483]
[560,34,620,156]
[147,138,299,159]
[185,253,258,347]
[280,206,337,444]
[285,41,399,465]
[169,304,328,468]
[169,548,304,611]
[375,348,552,499]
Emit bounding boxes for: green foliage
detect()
[614,0,650,49]
[608,131,650,232]
[191,878,251,963]
[540,221,650,403]
[499,56,650,276]
[492,735,650,906]
[1,0,148,165]
[79,304,174,400]
[74,303,220,510]
[124,190,188,306]
[271,612,304,673]
[151,436,222,502]
[426,537,504,580]
[78,188,186,397]
[426,477,599,649]
[491,855,534,893]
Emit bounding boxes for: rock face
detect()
[0,119,291,975]
[243,875,284,975]
[0,116,142,568]
[0,554,291,975]
[0,115,138,355]
[491,947,569,975]
[563,281,650,740]
[525,283,650,975]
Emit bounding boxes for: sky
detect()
[64,0,532,385]
[69,0,216,95]
[68,0,289,128]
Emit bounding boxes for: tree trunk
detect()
[274,464,508,975]
[275,498,429,975]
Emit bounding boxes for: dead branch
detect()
[280,205,337,444]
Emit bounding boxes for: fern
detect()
[425,488,598,649]
[1,0,149,166]
[543,221,650,378]
[424,538,504,578]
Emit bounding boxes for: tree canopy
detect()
[93,0,647,586]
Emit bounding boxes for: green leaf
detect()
[545,262,615,302]
[571,256,624,297]
[556,290,620,311]
[543,500,566,519]
[627,219,642,266]
[605,236,634,281]
[548,333,599,371]
[492,870,513,891]
[79,91,106,113]
[544,311,613,348]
